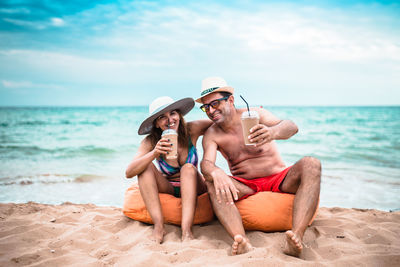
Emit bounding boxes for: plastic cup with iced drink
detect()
[162,129,178,159]
[241,110,259,145]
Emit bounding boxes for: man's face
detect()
[201,93,233,123]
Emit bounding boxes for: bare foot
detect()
[284,230,303,257]
[181,230,194,242]
[150,225,166,244]
[232,235,252,255]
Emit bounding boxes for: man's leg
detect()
[279,156,321,257]
[206,179,254,255]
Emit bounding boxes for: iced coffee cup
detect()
[162,129,178,159]
[241,110,259,146]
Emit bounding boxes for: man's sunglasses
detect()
[200,96,230,112]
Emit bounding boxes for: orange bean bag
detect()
[122,184,214,225]
[123,184,318,232]
[237,191,318,232]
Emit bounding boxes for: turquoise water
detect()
[0,106,399,211]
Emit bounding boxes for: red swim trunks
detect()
[231,166,292,200]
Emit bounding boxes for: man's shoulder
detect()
[204,123,229,140]
[204,123,219,135]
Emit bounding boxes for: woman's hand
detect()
[153,137,173,158]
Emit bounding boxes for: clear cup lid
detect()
[241,110,259,119]
[162,129,177,136]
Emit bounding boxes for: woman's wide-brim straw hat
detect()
[195,77,234,103]
[138,96,195,135]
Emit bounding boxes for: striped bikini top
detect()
[156,138,198,177]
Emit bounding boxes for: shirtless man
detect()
[196,77,321,257]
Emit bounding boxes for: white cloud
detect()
[2,18,46,30]
[2,80,32,88]
[0,7,30,14]
[51,17,65,27]
[0,49,165,67]
[3,17,66,30]
[1,1,399,105]
[2,80,64,90]
[0,49,172,85]
[102,3,400,62]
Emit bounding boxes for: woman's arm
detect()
[125,137,171,178]
[188,119,213,145]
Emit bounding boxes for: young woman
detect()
[125,96,212,243]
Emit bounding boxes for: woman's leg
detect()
[137,163,174,243]
[180,163,207,240]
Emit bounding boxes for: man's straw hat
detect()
[195,77,234,103]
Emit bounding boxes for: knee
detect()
[181,163,197,173]
[303,156,321,168]
[180,163,197,176]
[180,163,197,182]
[137,164,155,180]
[300,156,321,180]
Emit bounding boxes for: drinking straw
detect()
[240,95,250,116]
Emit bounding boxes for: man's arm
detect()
[248,107,298,146]
[201,129,239,204]
[199,131,218,182]
[187,119,213,145]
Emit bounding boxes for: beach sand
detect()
[1,203,399,266]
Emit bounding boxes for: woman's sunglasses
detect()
[200,96,230,112]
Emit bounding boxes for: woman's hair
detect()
[147,110,189,151]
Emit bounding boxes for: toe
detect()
[234,235,243,243]
[286,231,296,241]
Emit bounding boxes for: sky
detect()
[0,0,399,106]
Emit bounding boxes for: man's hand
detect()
[211,169,239,205]
[248,124,275,147]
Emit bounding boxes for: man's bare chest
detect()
[216,131,265,161]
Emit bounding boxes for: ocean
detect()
[0,106,399,211]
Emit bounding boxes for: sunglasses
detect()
[200,96,230,112]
